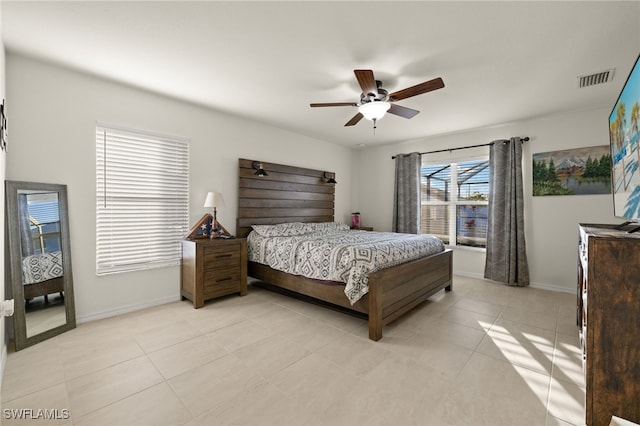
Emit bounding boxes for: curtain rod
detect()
[391,136,530,159]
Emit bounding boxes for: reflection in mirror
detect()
[6,181,75,350]
[19,191,66,337]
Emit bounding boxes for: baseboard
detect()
[76,294,181,324]
[454,271,576,294]
[529,281,576,294]
[453,271,485,280]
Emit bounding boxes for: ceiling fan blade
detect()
[389,77,445,101]
[354,69,378,97]
[388,103,420,119]
[345,113,364,126]
[310,102,357,107]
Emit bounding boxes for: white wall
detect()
[6,53,352,322]
[352,107,617,293]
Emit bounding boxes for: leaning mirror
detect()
[6,181,75,350]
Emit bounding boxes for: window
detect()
[421,158,489,248]
[23,192,61,254]
[96,123,190,275]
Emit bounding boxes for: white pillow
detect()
[309,222,350,233]
[251,222,349,237]
[251,222,314,237]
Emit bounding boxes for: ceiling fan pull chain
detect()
[373,118,377,135]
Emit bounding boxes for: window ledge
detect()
[445,245,486,253]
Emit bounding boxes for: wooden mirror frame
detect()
[6,181,76,350]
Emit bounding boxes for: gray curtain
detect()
[393,152,421,234]
[18,193,36,257]
[484,137,529,286]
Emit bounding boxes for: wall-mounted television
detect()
[609,52,640,228]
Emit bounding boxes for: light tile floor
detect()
[1,275,585,425]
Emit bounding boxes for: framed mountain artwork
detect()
[532,145,611,196]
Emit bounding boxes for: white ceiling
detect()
[2,1,639,148]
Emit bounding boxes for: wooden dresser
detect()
[577,224,640,426]
[181,237,247,308]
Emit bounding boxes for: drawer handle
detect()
[218,277,232,282]
[215,254,233,259]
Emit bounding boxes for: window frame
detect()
[421,154,490,249]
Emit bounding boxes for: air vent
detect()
[578,69,614,88]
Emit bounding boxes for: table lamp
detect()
[204,191,225,237]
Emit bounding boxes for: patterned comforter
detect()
[247,222,444,304]
[22,250,64,285]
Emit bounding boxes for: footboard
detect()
[23,276,65,300]
[368,249,453,340]
[250,248,453,341]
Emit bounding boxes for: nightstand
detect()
[351,226,373,231]
[180,237,247,308]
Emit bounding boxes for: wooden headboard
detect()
[237,158,336,238]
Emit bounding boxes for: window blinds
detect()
[96,123,189,275]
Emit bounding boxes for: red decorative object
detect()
[351,212,361,228]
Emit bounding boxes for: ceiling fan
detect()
[310,69,444,128]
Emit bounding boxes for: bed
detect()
[22,250,64,305]
[237,158,453,341]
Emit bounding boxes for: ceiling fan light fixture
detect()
[359,101,391,121]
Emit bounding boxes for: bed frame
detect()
[237,158,453,341]
[24,277,65,309]
[24,277,64,302]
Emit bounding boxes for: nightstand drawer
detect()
[203,268,241,297]
[204,266,240,283]
[203,246,241,269]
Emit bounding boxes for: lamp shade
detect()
[359,101,391,121]
[203,192,225,208]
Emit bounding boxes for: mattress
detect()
[247,222,444,304]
